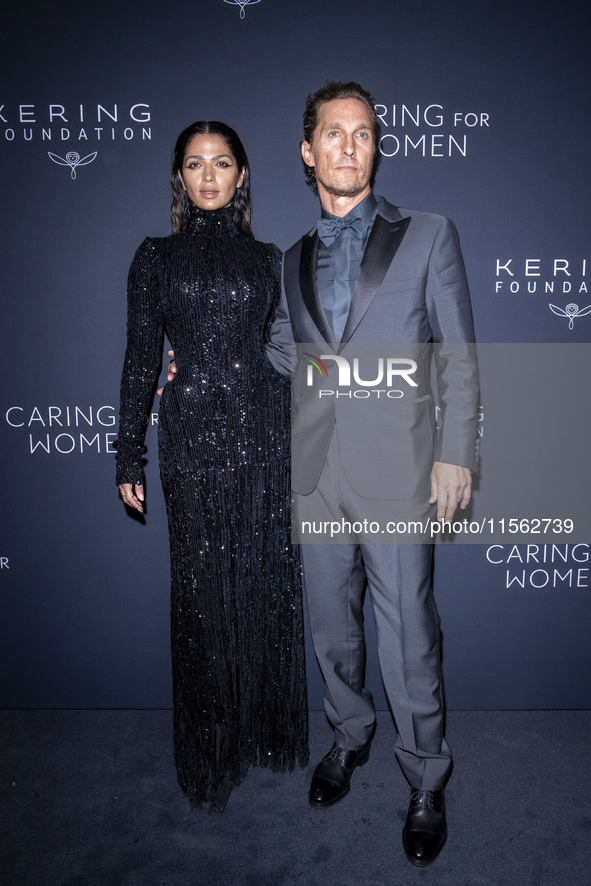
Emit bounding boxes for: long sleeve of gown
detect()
[115,237,164,486]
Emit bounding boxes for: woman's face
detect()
[179,133,244,211]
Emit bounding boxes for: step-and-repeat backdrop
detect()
[2,0,590,709]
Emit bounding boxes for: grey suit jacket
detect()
[267,196,479,500]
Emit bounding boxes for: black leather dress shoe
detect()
[308,742,371,808]
[402,788,447,867]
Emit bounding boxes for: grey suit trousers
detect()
[296,429,452,791]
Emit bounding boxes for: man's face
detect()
[301,98,374,200]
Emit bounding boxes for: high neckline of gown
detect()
[187,204,238,236]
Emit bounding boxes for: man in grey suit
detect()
[266,81,478,867]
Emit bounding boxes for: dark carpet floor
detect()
[2,710,591,886]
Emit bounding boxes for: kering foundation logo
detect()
[48,150,97,179]
[495,257,589,328]
[224,0,261,17]
[1,102,152,148]
[549,302,591,330]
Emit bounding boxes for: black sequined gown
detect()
[115,205,308,808]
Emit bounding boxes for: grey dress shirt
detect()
[317,191,378,342]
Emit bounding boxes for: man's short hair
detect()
[302,81,382,185]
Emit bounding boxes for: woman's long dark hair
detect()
[170,121,254,237]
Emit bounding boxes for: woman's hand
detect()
[157,350,177,396]
[119,483,144,512]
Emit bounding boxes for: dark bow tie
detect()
[317,214,365,247]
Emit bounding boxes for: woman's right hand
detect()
[131,347,177,496]
[119,483,144,512]
[157,350,177,396]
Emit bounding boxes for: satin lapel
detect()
[299,232,336,346]
[339,214,411,349]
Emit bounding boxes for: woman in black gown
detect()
[115,121,308,810]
